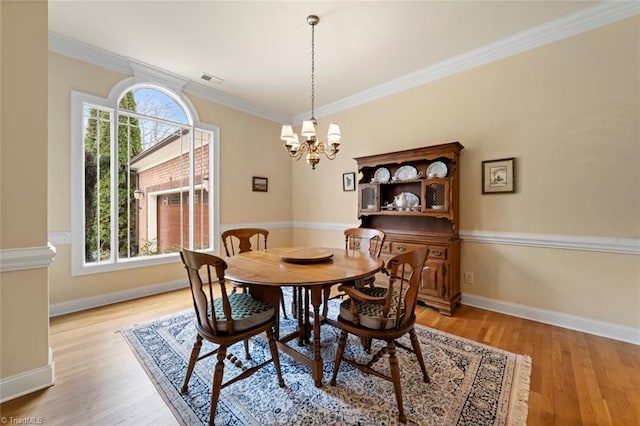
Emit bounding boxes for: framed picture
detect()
[482,158,515,194]
[343,172,356,191]
[252,176,268,192]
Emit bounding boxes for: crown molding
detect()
[48,32,290,124]
[296,1,640,123]
[49,31,131,75]
[50,3,638,126]
[183,82,290,124]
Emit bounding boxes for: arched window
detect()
[72,82,218,275]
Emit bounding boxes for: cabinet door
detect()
[359,184,379,212]
[423,180,451,212]
[420,259,446,298]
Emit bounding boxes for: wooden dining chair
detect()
[221,228,288,320]
[344,227,386,287]
[180,248,285,426]
[329,246,430,424]
[321,227,386,318]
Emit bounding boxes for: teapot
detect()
[393,193,408,209]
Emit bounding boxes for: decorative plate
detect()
[393,165,419,181]
[405,192,420,207]
[393,192,420,209]
[373,167,391,183]
[426,161,448,178]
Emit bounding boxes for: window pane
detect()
[83,105,112,263]
[194,129,211,250]
[80,85,213,271]
[117,91,143,259]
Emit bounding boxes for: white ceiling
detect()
[49,1,603,120]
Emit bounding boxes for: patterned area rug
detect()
[122,292,531,425]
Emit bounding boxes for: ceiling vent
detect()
[200,73,224,84]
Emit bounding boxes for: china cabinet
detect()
[354,142,463,315]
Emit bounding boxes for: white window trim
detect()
[70,87,220,277]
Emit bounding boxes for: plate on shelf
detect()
[373,167,391,183]
[393,192,420,210]
[426,161,448,178]
[393,165,419,181]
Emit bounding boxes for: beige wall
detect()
[47,53,292,305]
[292,17,639,328]
[1,0,50,379]
[48,16,639,328]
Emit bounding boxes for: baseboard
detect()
[462,293,639,345]
[49,279,188,317]
[0,348,55,403]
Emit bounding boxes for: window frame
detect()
[70,82,220,276]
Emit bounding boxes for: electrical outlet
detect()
[464,272,474,285]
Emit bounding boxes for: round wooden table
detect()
[225,247,384,387]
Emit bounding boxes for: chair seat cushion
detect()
[339,286,401,330]
[211,293,274,332]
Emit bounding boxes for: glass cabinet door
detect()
[424,180,450,211]
[359,185,378,211]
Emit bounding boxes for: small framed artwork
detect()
[482,157,515,194]
[343,172,356,191]
[252,176,268,192]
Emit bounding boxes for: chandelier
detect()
[280,15,341,170]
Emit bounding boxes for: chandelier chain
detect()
[280,14,340,170]
[310,22,315,121]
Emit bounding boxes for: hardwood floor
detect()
[1,288,639,425]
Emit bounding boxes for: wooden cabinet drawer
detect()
[390,242,424,254]
[380,241,392,254]
[427,245,447,259]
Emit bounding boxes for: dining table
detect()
[225,246,385,387]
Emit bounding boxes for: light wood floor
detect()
[1,288,639,425]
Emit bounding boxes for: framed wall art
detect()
[482,157,515,194]
[343,172,356,191]
[252,176,268,192]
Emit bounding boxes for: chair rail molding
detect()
[0,244,57,273]
[48,227,640,255]
[459,230,640,255]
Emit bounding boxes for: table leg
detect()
[291,287,298,320]
[304,286,311,344]
[309,286,324,387]
[295,287,305,346]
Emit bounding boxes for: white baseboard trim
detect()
[0,244,57,273]
[462,293,640,345]
[0,348,55,403]
[49,279,188,317]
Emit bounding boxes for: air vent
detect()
[201,73,224,84]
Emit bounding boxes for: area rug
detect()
[122,291,531,425]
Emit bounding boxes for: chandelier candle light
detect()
[280,15,341,170]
